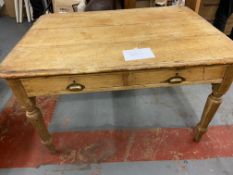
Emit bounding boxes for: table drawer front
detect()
[21,73,124,96]
[132,65,225,86]
[21,66,225,97]
[131,67,203,85]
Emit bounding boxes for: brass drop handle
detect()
[66,81,85,91]
[166,74,186,84]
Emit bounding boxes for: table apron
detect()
[20,65,226,97]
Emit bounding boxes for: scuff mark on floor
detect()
[59,138,116,167]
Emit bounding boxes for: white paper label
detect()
[123,48,155,61]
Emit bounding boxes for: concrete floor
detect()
[0,17,31,111]
[1,16,233,175]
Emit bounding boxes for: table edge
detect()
[1,61,233,79]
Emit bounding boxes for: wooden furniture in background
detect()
[185,0,201,12]
[195,0,201,12]
[198,0,233,35]
[125,0,202,11]
[0,7,233,153]
[125,0,232,35]
[124,0,136,8]
[0,0,15,17]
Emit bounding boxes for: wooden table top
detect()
[1,6,233,78]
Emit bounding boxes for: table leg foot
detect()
[194,124,207,142]
[41,137,57,154]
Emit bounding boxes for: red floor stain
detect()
[1,97,233,168]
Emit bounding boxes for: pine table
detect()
[0,7,233,153]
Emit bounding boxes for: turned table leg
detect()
[7,79,56,153]
[194,65,233,141]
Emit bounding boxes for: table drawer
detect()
[131,67,203,85]
[22,73,124,96]
[21,66,225,97]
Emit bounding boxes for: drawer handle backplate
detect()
[166,74,186,84]
[66,81,85,91]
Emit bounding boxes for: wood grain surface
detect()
[0,6,233,78]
